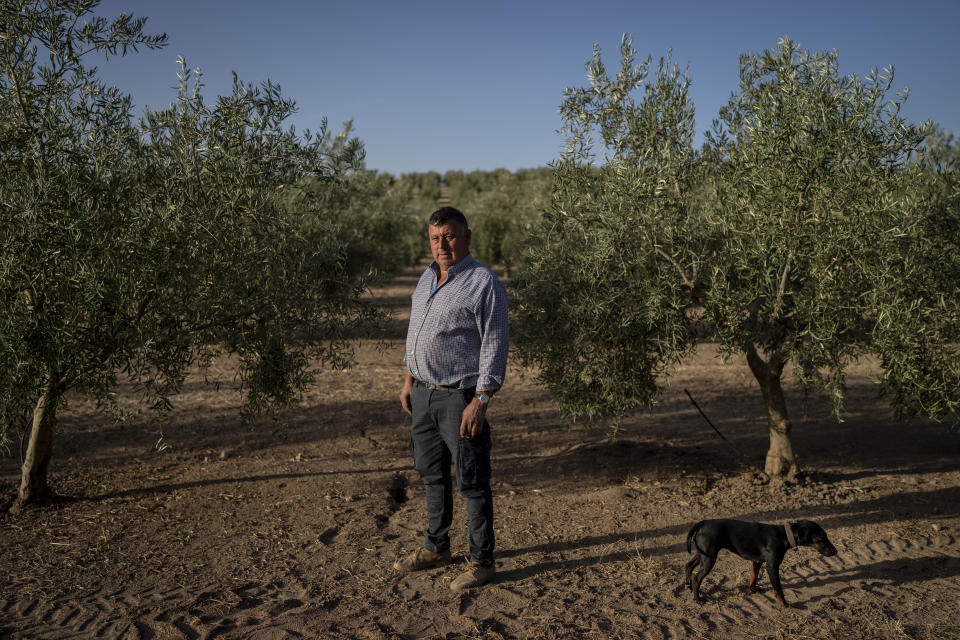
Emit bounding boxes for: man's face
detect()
[429,221,471,270]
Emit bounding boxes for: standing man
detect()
[395,206,509,591]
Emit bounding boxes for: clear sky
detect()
[93,0,959,176]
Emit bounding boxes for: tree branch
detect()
[774,249,794,316]
[654,246,698,297]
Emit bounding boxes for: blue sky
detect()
[93,0,959,176]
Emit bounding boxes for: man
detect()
[396,206,509,591]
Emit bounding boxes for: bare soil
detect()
[2,266,959,639]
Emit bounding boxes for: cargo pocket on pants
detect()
[457,429,492,490]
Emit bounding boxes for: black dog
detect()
[684,519,837,608]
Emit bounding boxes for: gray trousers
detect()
[410,381,494,566]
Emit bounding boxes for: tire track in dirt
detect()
[1,579,316,639]
[7,534,953,640]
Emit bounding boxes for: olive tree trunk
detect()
[10,375,61,514]
[744,344,799,482]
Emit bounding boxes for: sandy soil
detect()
[2,266,959,640]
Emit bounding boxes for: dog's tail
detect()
[686,521,707,554]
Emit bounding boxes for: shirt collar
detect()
[430,253,476,279]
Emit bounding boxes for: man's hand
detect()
[400,373,414,416]
[460,398,487,438]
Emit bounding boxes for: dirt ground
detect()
[2,265,959,640]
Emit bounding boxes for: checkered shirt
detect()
[404,254,509,391]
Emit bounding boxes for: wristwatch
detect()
[475,393,490,405]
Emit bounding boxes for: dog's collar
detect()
[784,523,797,548]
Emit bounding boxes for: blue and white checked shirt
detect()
[404,254,509,391]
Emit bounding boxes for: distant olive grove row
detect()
[2,2,958,514]
[290,166,553,279]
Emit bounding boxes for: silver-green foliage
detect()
[283,166,425,286]
[513,35,960,426]
[512,36,700,418]
[458,168,551,276]
[0,0,371,457]
[883,126,960,418]
[706,39,958,420]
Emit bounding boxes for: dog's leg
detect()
[767,559,791,608]
[691,554,716,604]
[684,554,700,591]
[748,561,763,593]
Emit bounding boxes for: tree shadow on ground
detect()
[67,465,415,503]
[0,398,410,474]
[497,376,960,491]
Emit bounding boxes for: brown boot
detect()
[450,563,495,591]
[393,547,452,572]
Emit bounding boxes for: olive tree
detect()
[513,36,701,420]
[283,167,425,285]
[512,36,960,480]
[469,168,551,276]
[1,0,371,513]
